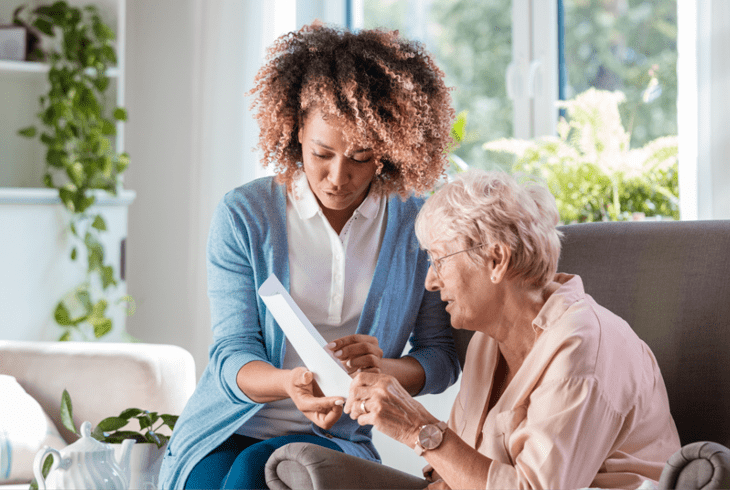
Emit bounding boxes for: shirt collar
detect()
[531,273,585,332]
[289,170,383,221]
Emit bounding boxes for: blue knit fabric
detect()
[159,177,459,489]
[183,433,342,489]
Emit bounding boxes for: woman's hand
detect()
[327,334,383,375]
[344,372,438,447]
[286,367,344,430]
[426,478,451,489]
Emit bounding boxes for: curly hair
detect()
[415,170,563,288]
[247,23,456,197]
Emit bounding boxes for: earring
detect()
[491,276,497,282]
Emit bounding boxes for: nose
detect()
[424,263,441,292]
[327,157,350,187]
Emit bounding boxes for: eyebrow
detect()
[311,139,372,154]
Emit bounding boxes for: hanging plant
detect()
[17,1,132,340]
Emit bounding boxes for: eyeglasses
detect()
[427,243,485,278]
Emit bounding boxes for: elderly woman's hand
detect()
[327,334,383,375]
[344,372,438,447]
[286,367,344,430]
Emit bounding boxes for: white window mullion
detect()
[531,0,558,138]
[509,0,533,139]
[509,0,558,139]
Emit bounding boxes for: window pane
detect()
[363,0,512,170]
[564,0,678,148]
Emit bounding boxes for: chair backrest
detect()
[451,220,730,447]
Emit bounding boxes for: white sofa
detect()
[0,340,196,489]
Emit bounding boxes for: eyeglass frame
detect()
[427,243,486,278]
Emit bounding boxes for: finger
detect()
[299,394,345,413]
[327,334,378,351]
[332,343,383,363]
[320,404,344,428]
[344,354,381,372]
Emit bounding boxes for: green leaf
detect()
[145,430,162,446]
[70,247,77,261]
[96,416,129,432]
[160,414,178,430]
[66,161,85,187]
[74,288,91,311]
[101,265,116,289]
[102,431,146,444]
[119,408,143,419]
[18,126,37,138]
[450,110,468,143]
[59,331,71,341]
[138,413,152,430]
[101,118,116,135]
[113,108,127,122]
[154,434,170,448]
[32,18,54,36]
[116,153,130,174]
[78,195,96,214]
[60,389,77,434]
[54,302,73,326]
[91,425,105,441]
[91,215,107,231]
[93,318,112,338]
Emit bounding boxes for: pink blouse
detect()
[448,274,681,490]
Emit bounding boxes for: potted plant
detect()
[15,1,132,341]
[482,88,679,223]
[33,390,177,490]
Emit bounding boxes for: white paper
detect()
[258,274,352,398]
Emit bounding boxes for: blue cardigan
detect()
[159,177,459,489]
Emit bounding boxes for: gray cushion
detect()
[265,442,428,490]
[658,441,730,489]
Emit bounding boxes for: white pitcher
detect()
[33,421,135,490]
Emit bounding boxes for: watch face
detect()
[419,424,444,450]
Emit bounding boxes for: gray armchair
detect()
[266,220,730,490]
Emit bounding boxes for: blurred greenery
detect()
[364,0,677,169]
[483,88,679,222]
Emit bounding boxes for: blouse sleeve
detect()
[205,198,271,405]
[487,377,624,490]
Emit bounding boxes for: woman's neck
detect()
[494,279,560,374]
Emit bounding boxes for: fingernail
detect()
[334,350,342,357]
[334,399,344,406]
[326,342,336,349]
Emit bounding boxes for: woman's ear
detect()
[490,243,511,283]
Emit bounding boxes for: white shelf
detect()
[0,59,119,77]
[0,187,136,205]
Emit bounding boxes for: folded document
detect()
[258,274,352,398]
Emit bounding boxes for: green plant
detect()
[60,389,178,448]
[483,88,679,223]
[16,1,132,340]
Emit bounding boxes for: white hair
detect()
[415,169,563,288]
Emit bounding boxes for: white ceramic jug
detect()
[33,421,135,490]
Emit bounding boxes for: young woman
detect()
[158,23,461,489]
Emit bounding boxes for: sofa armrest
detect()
[0,340,196,443]
[658,441,730,490]
[265,443,429,490]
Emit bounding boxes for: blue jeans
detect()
[184,433,343,489]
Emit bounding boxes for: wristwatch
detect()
[413,421,448,456]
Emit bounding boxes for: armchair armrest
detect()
[265,442,428,490]
[658,441,730,490]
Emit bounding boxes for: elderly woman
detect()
[158,23,460,490]
[346,170,681,490]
